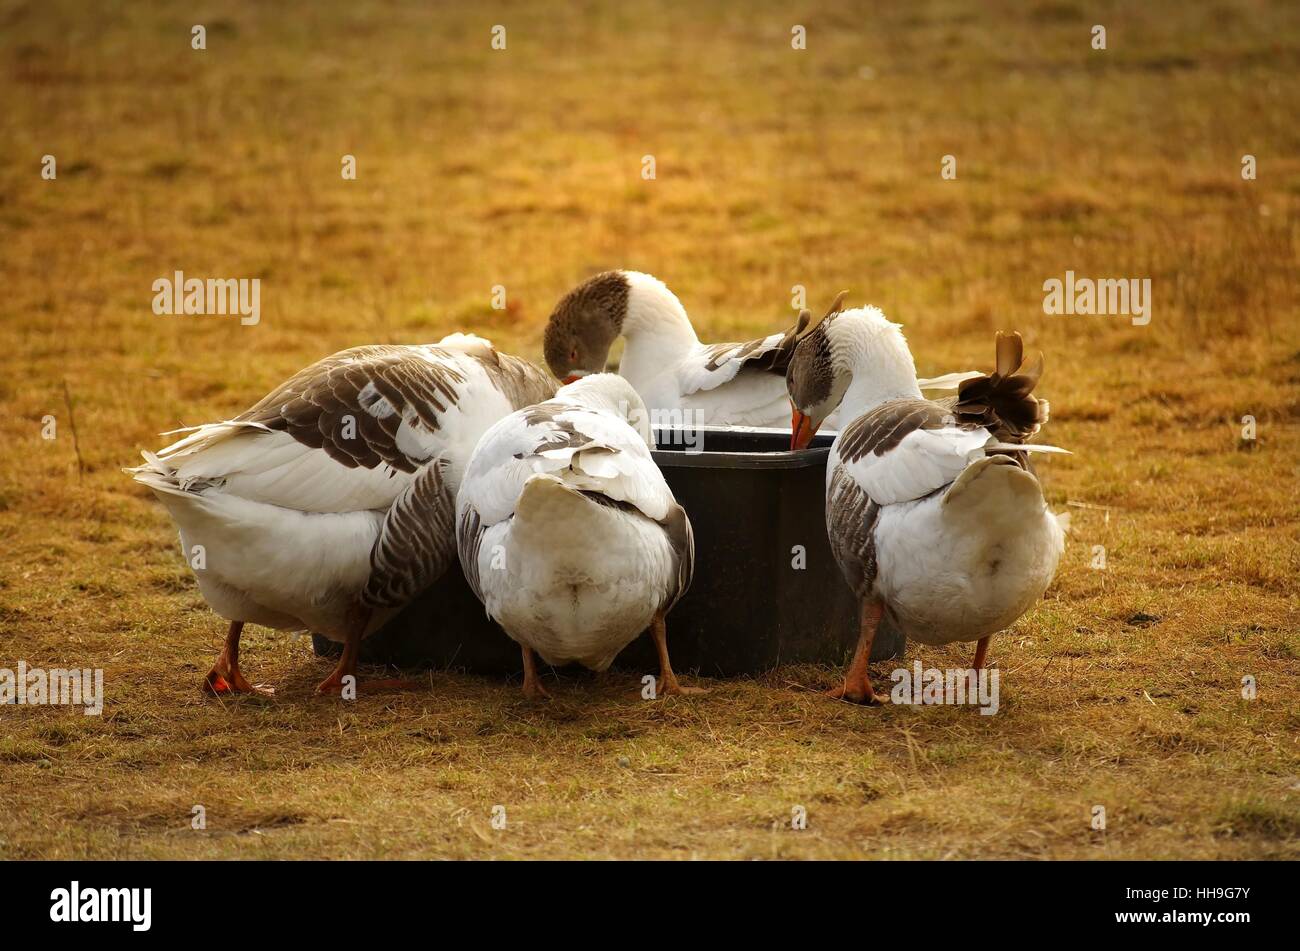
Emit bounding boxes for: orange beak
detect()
[561,374,581,384]
[790,408,817,451]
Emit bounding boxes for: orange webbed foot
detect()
[825,679,884,706]
[522,679,552,701]
[204,665,274,697]
[656,676,709,697]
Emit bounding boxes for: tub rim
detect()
[651,424,838,470]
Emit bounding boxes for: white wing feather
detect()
[915,370,983,391]
[461,403,674,528]
[839,428,1068,506]
[676,334,786,395]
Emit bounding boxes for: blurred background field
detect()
[0,0,1296,858]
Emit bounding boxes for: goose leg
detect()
[650,611,707,697]
[204,621,273,696]
[316,607,423,696]
[827,600,883,704]
[972,635,991,671]
[521,645,551,700]
[315,620,361,696]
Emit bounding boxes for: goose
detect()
[786,302,1068,703]
[542,270,835,429]
[455,373,702,699]
[127,334,556,697]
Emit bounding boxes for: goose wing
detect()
[130,339,553,514]
[836,398,1066,506]
[677,332,791,396]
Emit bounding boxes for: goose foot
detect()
[655,671,710,697]
[825,679,882,705]
[649,611,705,698]
[826,599,884,706]
[521,679,552,701]
[972,635,991,671]
[315,670,350,696]
[205,665,274,697]
[313,606,423,696]
[203,622,274,696]
[520,645,552,700]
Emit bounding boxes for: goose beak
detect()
[561,370,590,385]
[790,409,816,451]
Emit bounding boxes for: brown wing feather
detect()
[478,351,559,412]
[457,504,487,604]
[237,345,467,473]
[362,461,456,608]
[699,336,780,374]
[826,463,881,599]
[837,399,956,465]
[953,331,1049,442]
[994,330,1024,379]
[236,345,556,475]
[699,302,841,380]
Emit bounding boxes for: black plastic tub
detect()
[314,425,903,675]
[624,425,903,673]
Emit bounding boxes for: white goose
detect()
[455,373,702,699]
[786,304,1068,703]
[127,334,556,696]
[542,271,834,428]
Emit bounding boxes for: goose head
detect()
[544,271,696,383]
[786,298,921,449]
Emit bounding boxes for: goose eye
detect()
[569,347,578,362]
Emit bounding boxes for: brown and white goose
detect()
[787,302,1068,703]
[127,334,556,696]
[543,271,832,428]
[456,374,701,699]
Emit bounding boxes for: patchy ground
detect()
[0,0,1297,859]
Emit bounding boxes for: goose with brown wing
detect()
[787,304,1069,704]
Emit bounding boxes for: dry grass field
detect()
[1,0,1297,859]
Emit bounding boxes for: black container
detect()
[314,425,903,675]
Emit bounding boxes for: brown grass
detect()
[0,0,1297,859]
